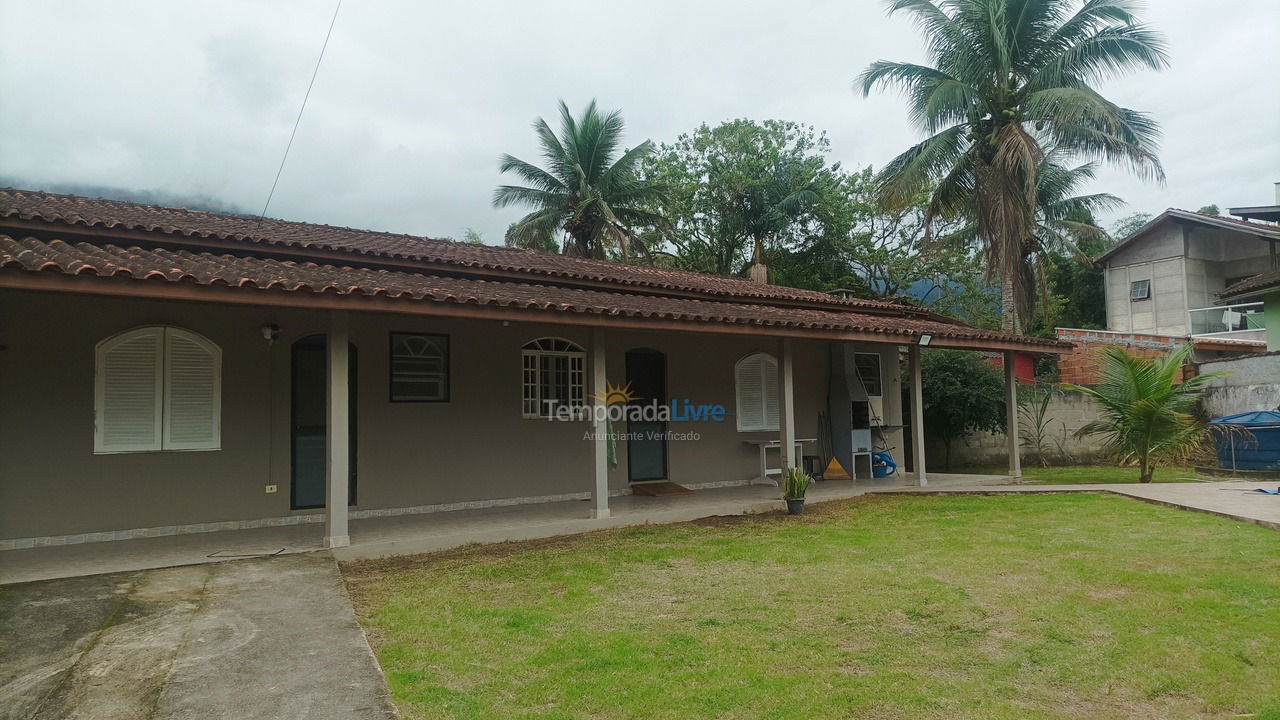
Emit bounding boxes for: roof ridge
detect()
[0,232,1070,350]
[1170,207,1279,229]
[0,186,925,314]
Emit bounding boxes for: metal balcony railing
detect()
[1188,302,1267,337]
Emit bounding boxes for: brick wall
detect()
[1055,328,1194,385]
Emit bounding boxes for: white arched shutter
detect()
[163,329,221,450]
[736,357,764,431]
[735,353,779,432]
[762,355,779,429]
[96,327,164,453]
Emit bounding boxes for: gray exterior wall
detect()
[1105,221,1188,335]
[925,391,1109,468]
[0,289,904,540]
[1105,220,1275,335]
[1196,352,1280,419]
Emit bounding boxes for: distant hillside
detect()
[0,178,249,216]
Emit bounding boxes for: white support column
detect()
[1004,350,1023,479]
[908,344,927,487]
[590,327,610,519]
[779,337,796,471]
[325,312,351,548]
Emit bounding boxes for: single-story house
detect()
[0,188,1067,551]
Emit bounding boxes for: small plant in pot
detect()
[782,467,812,515]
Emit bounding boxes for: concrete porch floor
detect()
[1,474,1005,585]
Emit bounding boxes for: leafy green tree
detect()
[639,119,845,276]
[1064,344,1225,482]
[920,349,1007,470]
[494,100,665,259]
[1110,211,1153,240]
[1042,211,1114,331]
[859,0,1167,334]
[1197,204,1220,216]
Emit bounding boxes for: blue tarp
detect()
[1211,411,1280,471]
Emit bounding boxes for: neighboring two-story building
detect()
[1055,186,1277,385]
[1094,195,1279,342]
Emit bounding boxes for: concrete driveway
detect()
[0,553,396,720]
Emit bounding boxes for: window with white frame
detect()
[1129,279,1151,301]
[853,352,882,397]
[734,352,779,432]
[521,338,585,418]
[95,326,222,453]
[390,333,449,402]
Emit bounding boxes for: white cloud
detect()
[1,0,1276,242]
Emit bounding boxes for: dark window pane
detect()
[390,333,449,401]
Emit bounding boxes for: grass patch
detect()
[346,494,1280,719]
[958,464,1209,484]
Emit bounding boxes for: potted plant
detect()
[782,467,812,515]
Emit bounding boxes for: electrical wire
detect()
[259,0,343,221]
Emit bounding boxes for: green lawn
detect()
[958,464,1210,484]
[346,494,1280,720]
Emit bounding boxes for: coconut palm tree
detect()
[859,0,1168,333]
[494,100,666,260]
[939,155,1120,324]
[1025,155,1123,322]
[1064,344,1225,482]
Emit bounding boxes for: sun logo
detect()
[592,380,641,406]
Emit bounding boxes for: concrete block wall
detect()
[926,391,1111,469]
[1196,352,1280,418]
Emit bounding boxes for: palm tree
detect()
[859,0,1168,333]
[1064,345,1225,483]
[1026,157,1122,320]
[494,100,666,260]
[942,154,1121,324]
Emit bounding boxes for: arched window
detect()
[522,337,585,418]
[734,352,779,432]
[95,326,221,453]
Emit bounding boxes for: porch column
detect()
[590,327,610,519]
[1004,350,1023,479]
[908,344,927,487]
[779,337,796,471]
[325,312,351,548]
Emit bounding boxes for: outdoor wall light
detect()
[260,323,282,344]
[918,333,932,346]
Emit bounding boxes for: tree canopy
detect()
[494,100,666,259]
[920,349,1007,469]
[860,0,1167,334]
[638,120,846,277]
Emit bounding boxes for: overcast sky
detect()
[2,0,1277,244]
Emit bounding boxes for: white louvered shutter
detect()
[96,327,164,452]
[736,354,764,431]
[163,329,222,450]
[762,354,779,430]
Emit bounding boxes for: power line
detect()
[259,0,343,220]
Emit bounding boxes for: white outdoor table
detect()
[744,438,817,485]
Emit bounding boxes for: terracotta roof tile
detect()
[0,234,1069,350]
[0,187,917,313]
[1220,269,1280,298]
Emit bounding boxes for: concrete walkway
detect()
[1,474,1006,585]
[0,553,397,720]
[873,480,1280,530]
